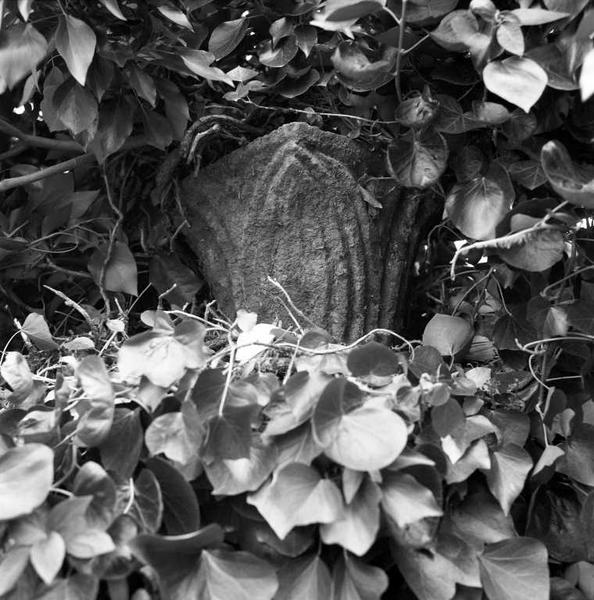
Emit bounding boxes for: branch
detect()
[0,118,84,153]
[0,154,96,192]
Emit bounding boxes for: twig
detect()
[267,276,317,330]
[0,118,84,152]
[0,154,96,192]
[43,285,95,330]
[394,0,409,102]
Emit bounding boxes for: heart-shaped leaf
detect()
[387,130,448,189]
[247,463,343,539]
[0,23,47,93]
[75,356,115,447]
[541,140,594,207]
[208,18,248,60]
[55,15,96,86]
[422,314,474,357]
[446,175,511,240]
[320,479,381,556]
[30,532,66,585]
[275,554,332,600]
[479,537,549,600]
[0,444,53,520]
[313,378,408,470]
[483,57,547,112]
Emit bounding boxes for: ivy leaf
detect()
[75,356,115,447]
[275,554,332,600]
[430,10,481,52]
[204,437,277,495]
[129,525,224,596]
[580,48,594,101]
[381,472,443,529]
[541,140,594,208]
[479,537,549,600]
[259,37,299,68]
[332,552,388,600]
[99,0,127,20]
[55,15,96,86]
[484,444,533,514]
[483,57,547,112]
[0,547,32,596]
[422,314,474,357]
[88,97,135,163]
[128,469,163,534]
[1,351,33,402]
[145,457,200,535]
[195,549,278,600]
[99,408,144,480]
[54,79,98,137]
[0,23,47,93]
[390,0,458,24]
[247,463,343,539]
[313,378,408,470]
[446,175,510,240]
[433,95,484,134]
[295,25,317,57]
[20,313,58,352]
[88,241,138,296]
[497,227,565,272]
[447,485,517,548]
[263,370,331,437]
[203,404,256,461]
[118,316,209,387]
[180,49,234,85]
[320,478,381,556]
[508,160,547,190]
[157,5,193,30]
[325,0,386,21]
[30,531,66,585]
[512,8,569,25]
[496,15,524,56]
[557,424,594,486]
[331,41,396,91]
[387,129,448,189]
[35,573,98,600]
[390,544,464,600]
[0,444,53,520]
[47,496,115,559]
[347,341,401,387]
[208,18,248,60]
[145,411,202,465]
[72,461,117,529]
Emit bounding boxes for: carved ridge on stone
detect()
[180,122,437,340]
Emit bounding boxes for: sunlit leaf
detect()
[195,549,278,600]
[76,356,115,447]
[320,478,381,556]
[0,444,53,520]
[30,531,66,585]
[541,140,594,208]
[387,129,448,189]
[479,537,549,600]
[422,314,474,357]
[247,463,343,539]
[332,552,388,600]
[484,444,533,514]
[157,4,193,30]
[55,15,96,86]
[483,57,547,112]
[0,23,46,94]
[208,18,248,60]
[381,472,443,528]
[275,554,331,600]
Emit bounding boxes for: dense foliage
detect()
[1,0,594,598]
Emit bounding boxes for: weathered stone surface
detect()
[180,122,438,340]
